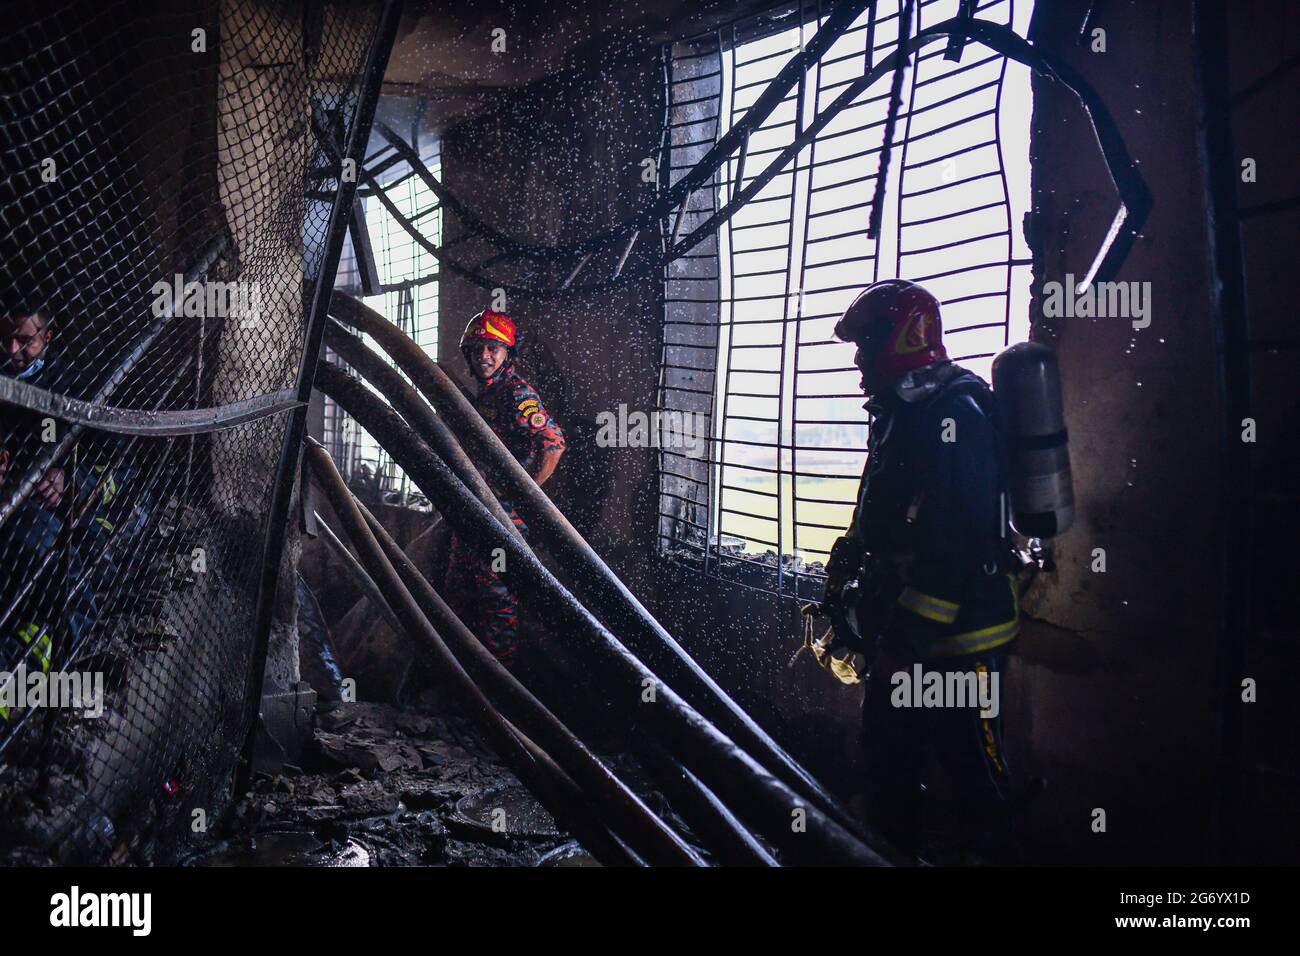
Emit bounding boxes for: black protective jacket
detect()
[839,362,1018,659]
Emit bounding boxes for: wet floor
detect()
[189,831,372,867]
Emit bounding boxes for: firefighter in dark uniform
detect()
[2,307,136,551]
[444,310,565,665]
[1,308,104,686]
[823,279,1019,862]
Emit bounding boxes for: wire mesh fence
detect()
[0,0,386,863]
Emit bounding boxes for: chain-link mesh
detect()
[0,0,384,863]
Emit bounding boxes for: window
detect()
[324,135,442,506]
[658,0,1035,598]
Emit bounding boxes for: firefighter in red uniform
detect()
[444,310,565,664]
[824,280,1019,862]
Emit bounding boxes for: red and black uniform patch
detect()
[472,364,566,473]
[445,363,564,663]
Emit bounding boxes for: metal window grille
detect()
[323,130,441,509]
[658,0,1034,600]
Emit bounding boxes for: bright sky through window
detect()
[327,143,442,503]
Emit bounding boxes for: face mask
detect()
[15,357,44,381]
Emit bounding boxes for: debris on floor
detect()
[190,697,592,867]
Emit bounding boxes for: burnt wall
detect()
[437,45,668,596]
[1220,0,1300,862]
[1016,0,1298,865]
[1015,0,1227,863]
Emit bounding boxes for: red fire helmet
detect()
[833,279,947,380]
[460,310,517,352]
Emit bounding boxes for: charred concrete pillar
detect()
[210,0,314,769]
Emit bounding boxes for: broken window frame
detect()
[656,0,1039,600]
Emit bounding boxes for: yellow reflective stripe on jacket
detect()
[921,577,1020,658]
[924,618,1019,657]
[2,624,52,719]
[16,622,52,673]
[93,465,117,506]
[898,587,960,624]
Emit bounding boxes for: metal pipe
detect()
[311,510,407,641]
[504,716,646,867]
[328,291,864,837]
[868,0,915,240]
[635,732,779,867]
[314,362,889,865]
[562,252,593,289]
[731,130,750,205]
[304,438,643,867]
[612,230,640,280]
[0,382,303,437]
[353,496,706,867]
[670,194,691,245]
[371,2,871,266]
[670,17,1152,284]
[322,319,522,542]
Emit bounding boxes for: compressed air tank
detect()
[992,341,1074,537]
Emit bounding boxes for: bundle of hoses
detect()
[306,291,895,866]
